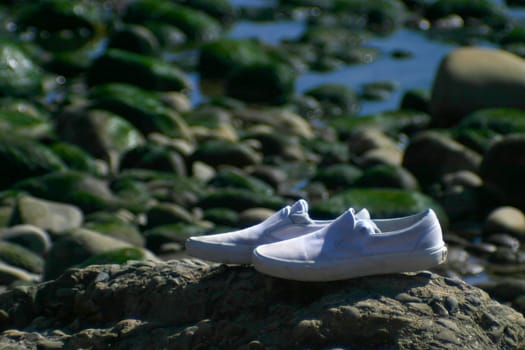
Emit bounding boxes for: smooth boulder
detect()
[430,47,525,126]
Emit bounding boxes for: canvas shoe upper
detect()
[252,208,447,281]
[185,199,342,264]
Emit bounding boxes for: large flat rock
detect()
[0,259,524,349]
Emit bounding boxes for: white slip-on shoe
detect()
[252,208,447,281]
[186,199,337,264]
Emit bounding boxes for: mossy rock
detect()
[83,212,144,247]
[480,135,525,212]
[305,84,360,117]
[44,228,132,280]
[400,89,430,113]
[116,169,205,206]
[242,131,302,160]
[13,171,118,214]
[172,0,236,25]
[0,225,51,256]
[0,241,44,274]
[225,62,295,105]
[0,108,51,139]
[87,49,190,92]
[500,25,525,45]
[50,143,106,176]
[145,203,194,229]
[0,41,43,97]
[0,133,66,190]
[119,142,187,176]
[124,0,222,42]
[191,139,261,168]
[198,38,273,80]
[332,0,408,32]
[10,195,83,234]
[311,164,363,190]
[16,0,99,51]
[311,188,447,223]
[143,223,208,253]
[56,107,145,164]
[330,110,431,140]
[75,247,152,268]
[303,139,350,165]
[89,83,192,140]
[355,164,419,190]
[425,0,506,22]
[202,207,239,227]
[208,168,274,195]
[0,261,38,284]
[110,178,153,214]
[107,24,160,55]
[198,188,286,211]
[457,108,525,135]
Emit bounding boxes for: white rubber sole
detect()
[252,245,448,282]
[185,238,253,264]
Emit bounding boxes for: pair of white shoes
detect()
[185,199,447,281]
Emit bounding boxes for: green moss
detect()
[75,247,147,268]
[0,241,44,274]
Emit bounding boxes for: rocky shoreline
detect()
[1,0,525,348]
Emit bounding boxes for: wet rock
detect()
[243,131,306,161]
[198,188,285,211]
[0,102,51,139]
[0,241,44,274]
[234,108,314,139]
[16,0,99,51]
[202,208,239,227]
[348,128,400,157]
[10,195,83,234]
[0,261,39,285]
[50,142,107,176]
[403,131,482,186]
[485,234,520,252]
[311,188,446,221]
[357,146,404,168]
[43,228,133,280]
[87,49,190,92]
[480,135,525,212]
[311,164,363,190]
[1,261,524,349]
[143,223,206,253]
[124,0,223,42]
[360,80,400,101]
[304,83,360,117]
[0,225,51,256]
[355,164,419,190]
[208,168,274,195]
[331,110,431,138]
[238,207,274,227]
[108,24,160,55]
[430,48,525,126]
[13,171,120,214]
[484,206,525,241]
[225,62,295,105]
[400,88,430,113]
[0,41,43,97]
[187,106,238,142]
[198,38,273,80]
[425,0,506,22]
[89,83,192,140]
[0,132,66,190]
[455,107,525,152]
[145,203,194,228]
[56,106,145,165]
[119,142,187,176]
[83,212,145,247]
[191,139,261,168]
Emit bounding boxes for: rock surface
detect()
[1,259,524,350]
[430,47,525,126]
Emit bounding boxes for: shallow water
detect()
[189,1,525,115]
